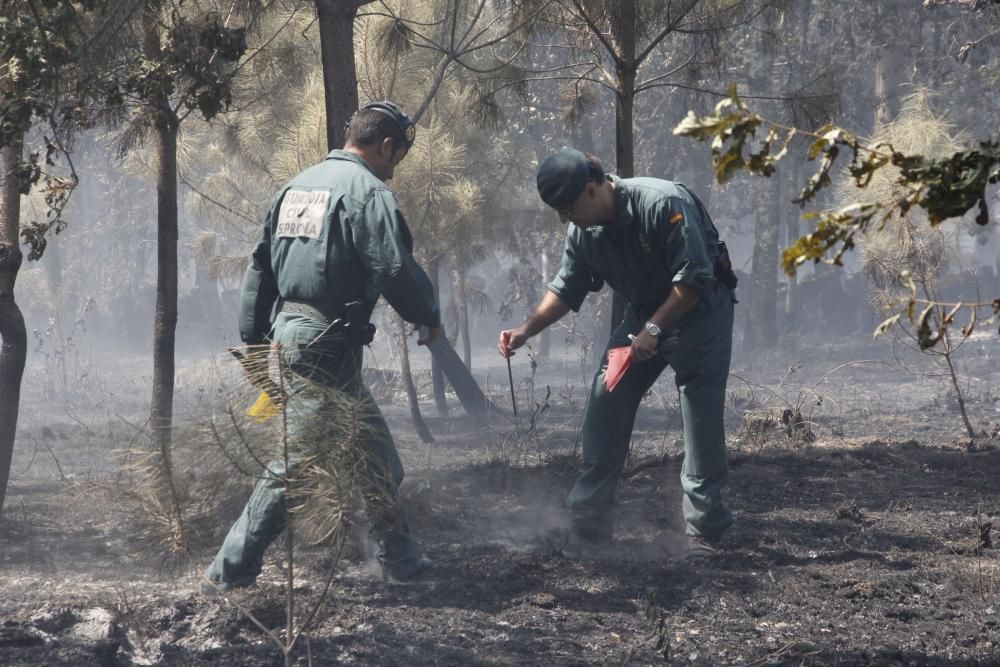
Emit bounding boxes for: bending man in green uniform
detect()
[203,102,441,592]
[498,148,737,556]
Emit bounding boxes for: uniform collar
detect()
[610,175,636,228]
[325,149,376,175]
[588,174,634,238]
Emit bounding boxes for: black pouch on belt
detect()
[343,301,377,346]
[283,299,376,348]
[714,241,739,291]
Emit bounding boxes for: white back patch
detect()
[275,189,330,239]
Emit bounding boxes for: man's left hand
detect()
[631,329,659,362]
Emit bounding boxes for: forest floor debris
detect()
[2,358,1000,665]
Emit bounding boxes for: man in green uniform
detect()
[498,148,737,556]
[203,102,441,592]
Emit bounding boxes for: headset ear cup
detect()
[352,101,415,147]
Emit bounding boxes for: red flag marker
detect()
[604,345,634,392]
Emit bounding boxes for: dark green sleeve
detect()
[238,200,281,344]
[355,190,441,327]
[547,229,604,312]
[656,195,717,296]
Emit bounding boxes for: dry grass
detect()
[118,345,395,562]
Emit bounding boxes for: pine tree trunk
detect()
[139,2,186,549]
[611,0,637,179]
[782,2,812,338]
[784,163,802,324]
[150,112,185,542]
[610,83,635,329]
[41,229,63,312]
[452,264,471,370]
[427,258,449,416]
[873,18,905,131]
[569,107,611,357]
[539,249,551,360]
[0,140,26,517]
[874,49,889,128]
[609,1,637,331]
[743,177,781,357]
[40,217,65,395]
[316,0,372,151]
[394,314,433,442]
[614,87,636,180]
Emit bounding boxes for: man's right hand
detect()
[230,345,285,403]
[498,291,570,358]
[498,327,529,358]
[417,325,441,347]
[231,345,264,375]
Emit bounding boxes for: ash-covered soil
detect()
[3,350,1000,666]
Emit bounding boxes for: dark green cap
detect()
[536,148,590,209]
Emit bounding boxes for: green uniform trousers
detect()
[205,313,422,586]
[567,282,735,542]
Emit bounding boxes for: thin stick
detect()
[506,355,518,419]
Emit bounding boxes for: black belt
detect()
[281,299,343,325]
[280,299,377,346]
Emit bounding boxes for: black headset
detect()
[348,101,416,149]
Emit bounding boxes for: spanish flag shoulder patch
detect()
[669,212,684,224]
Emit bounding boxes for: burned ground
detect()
[2,352,999,666]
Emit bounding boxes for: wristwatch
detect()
[644,321,662,337]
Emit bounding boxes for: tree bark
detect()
[873,12,906,131]
[610,0,637,179]
[784,162,802,327]
[539,249,550,360]
[609,1,637,331]
[426,258,449,416]
[149,112,184,534]
[0,141,26,517]
[316,0,373,151]
[743,175,781,356]
[41,229,63,311]
[394,314,433,442]
[614,87,636,181]
[451,263,471,370]
[874,47,890,129]
[783,3,813,335]
[40,228,65,394]
[572,120,611,361]
[138,1,187,550]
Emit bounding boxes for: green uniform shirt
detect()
[239,150,440,343]
[548,175,721,313]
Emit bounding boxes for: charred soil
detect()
[2,359,1000,666]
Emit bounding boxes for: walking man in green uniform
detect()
[203,101,441,592]
[498,148,737,557]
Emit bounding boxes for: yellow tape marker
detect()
[247,391,277,422]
